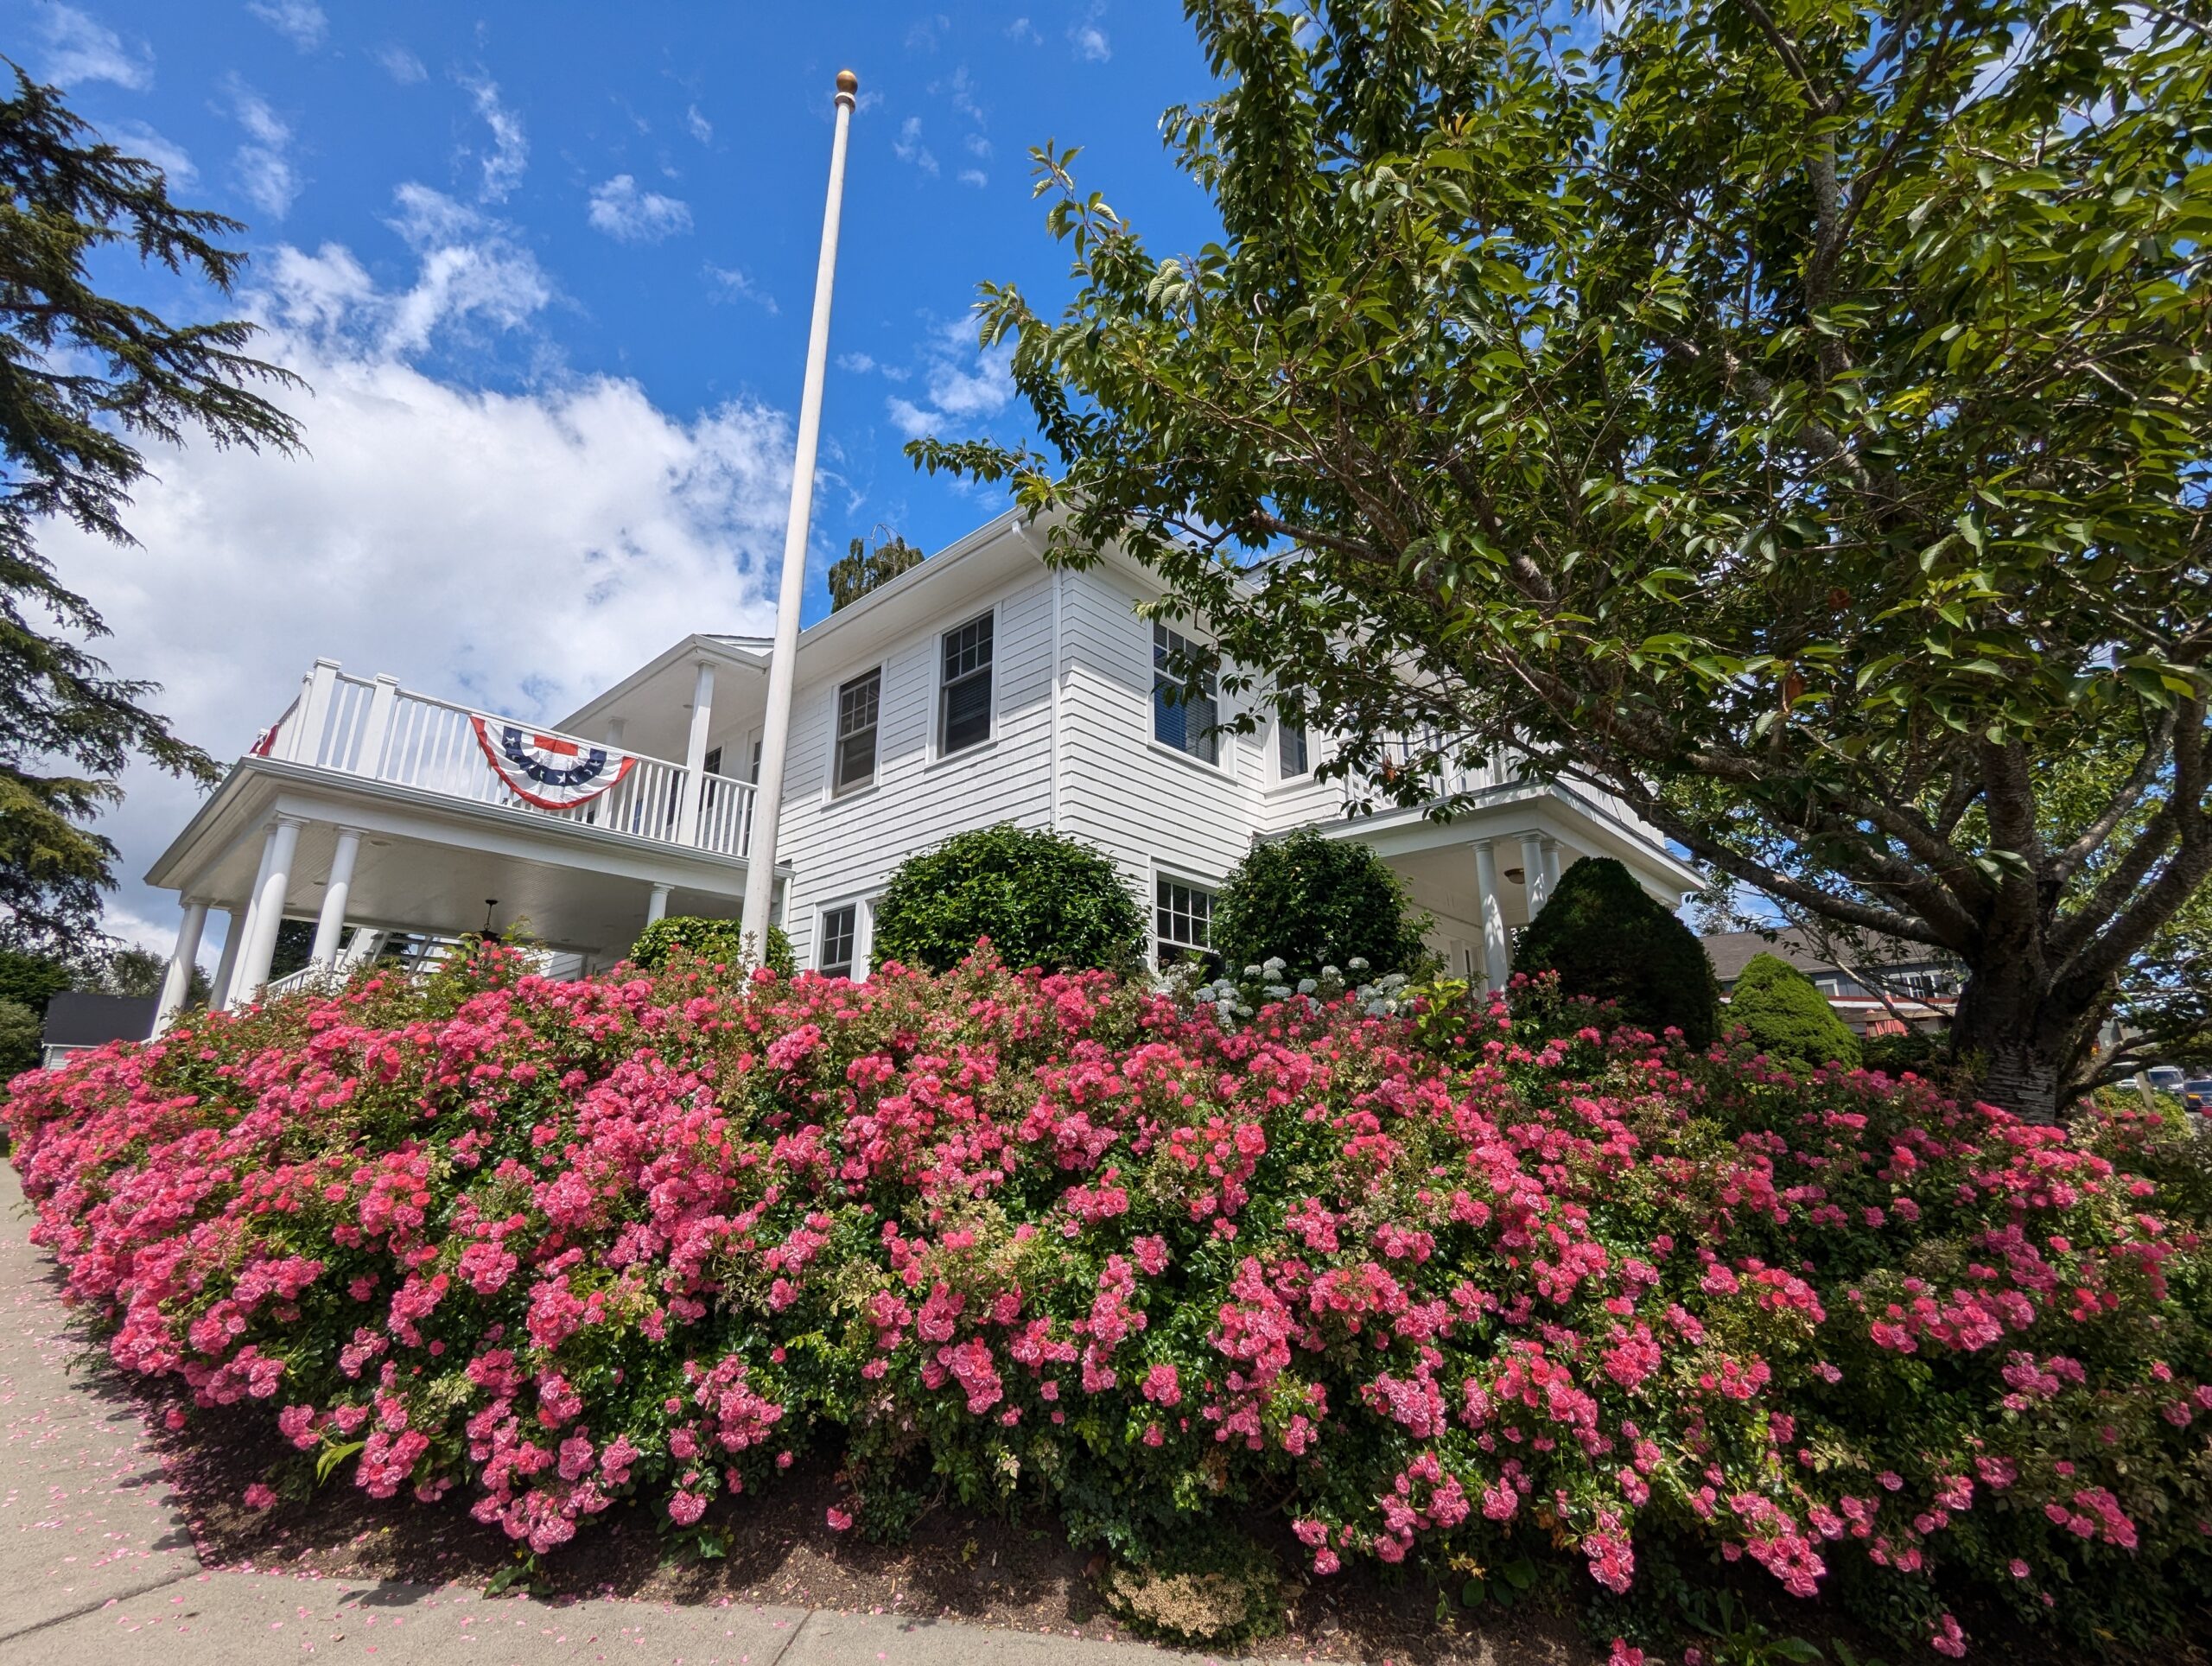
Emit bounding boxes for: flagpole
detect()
[741,68,858,970]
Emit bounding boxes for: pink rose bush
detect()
[3,940,2209,1658]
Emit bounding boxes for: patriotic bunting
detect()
[470,716,635,811]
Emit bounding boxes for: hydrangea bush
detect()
[3,942,2209,1659]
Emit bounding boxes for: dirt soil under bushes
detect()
[153,1396,1586,1664]
[143,1393,2208,1666]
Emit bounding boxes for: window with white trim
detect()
[1152,624,1218,763]
[832,668,881,794]
[938,612,994,755]
[819,904,858,979]
[1155,877,1216,967]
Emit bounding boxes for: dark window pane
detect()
[942,671,991,753]
[1277,713,1308,777]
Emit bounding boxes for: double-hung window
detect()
[833,668,881,794]
[938,612,994,755]
[818,904,858,979]
[1153,624,1218,764]
[1155,877,1216,968]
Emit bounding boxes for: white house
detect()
[143,507,1701,1027]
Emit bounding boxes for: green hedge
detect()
[1512,856,1720,1047]
[1726,951,1862,1071]
[870,823,1145,974]
[1211,825,1433,980]
[631,915,796,979]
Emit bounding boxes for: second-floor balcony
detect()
[258,661,757,859]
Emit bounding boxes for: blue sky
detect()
[8,0,1224,948]
[18,0,1217,558]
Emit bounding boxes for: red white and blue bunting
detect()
[470,716,635,811]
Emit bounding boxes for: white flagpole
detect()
[741,68,859,970]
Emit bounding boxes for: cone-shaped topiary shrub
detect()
[870,822,1145,973]
[1211,825,1433,981]
[1512,855,1719,1046]
[1726,951,1862,1071]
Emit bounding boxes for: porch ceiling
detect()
[187,821,748,957]
[1389,843,1540,932]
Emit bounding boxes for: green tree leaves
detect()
[913,1,2212,1116]
[0,66,304,950]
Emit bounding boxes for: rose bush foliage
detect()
[3,942,2209,1658]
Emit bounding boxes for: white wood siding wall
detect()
[1054,564,1268,909]
[775,572,1057,967]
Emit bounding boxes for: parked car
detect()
[2148,1065,2186,1095]
[2183,1079,2212,1116]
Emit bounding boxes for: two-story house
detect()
[141,507,1701,1027]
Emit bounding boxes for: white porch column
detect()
[236,815,306,1003]
[1520,832,1549,919]
[219,829,281,1010]
[676,660,715,846]
[209,906,245,1014]
[1541,837,1563,896]
[153,898,209,1034]
[646,882,672,925]
[1473,837,1510,994]
[310,826,365,966]
[603,716,627,747]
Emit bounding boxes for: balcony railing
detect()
[259,662,754,859]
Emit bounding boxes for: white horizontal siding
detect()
[776,573,1056,967]
[1055,565,1264,904]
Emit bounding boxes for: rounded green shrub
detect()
[631,914,796,979]
[870,823,1144,974]
[1211,825,1433,981]
[1512,856,1719,1047]
[1726,951,1862,1071]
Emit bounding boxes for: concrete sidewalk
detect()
[0,1167,1305,1666]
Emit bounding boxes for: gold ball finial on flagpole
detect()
[836,69,859,103]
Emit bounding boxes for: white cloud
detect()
[227,81,302,219]
[38,4,153,89]
[375,44,427,84]
[246,0,326,50]
[685,104,712,143]
[587,174,693,242]
[110,120,196,188]
[1006,16,1042,44]
[893,116,938,177]
[1071,22,1111,62]
[945,66,985,126]
[54,237,792,957]
[703,263,776,313]
[906,12,950,50]
[957,168,988,188]
[835,351,876,373]
[964,132,992,158]
[884,319,1014,438]
[261,183,551,359]
[463,76,529,201]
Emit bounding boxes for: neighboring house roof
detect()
[41,991,157,1050]
[1700,928,1952,986]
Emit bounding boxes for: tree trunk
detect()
[1948,958,2097,1124]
